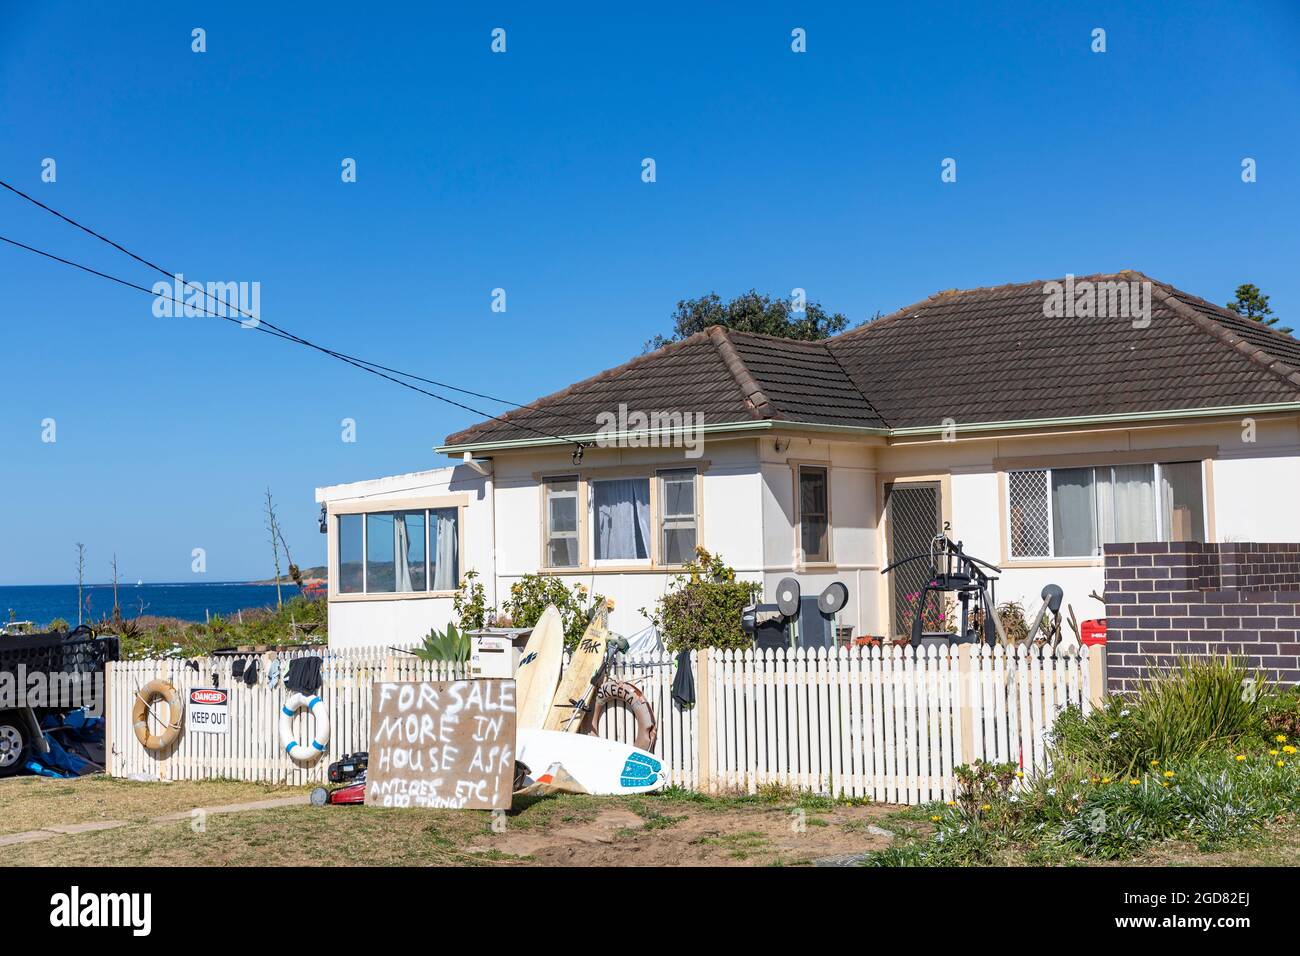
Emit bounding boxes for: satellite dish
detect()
[775,577,801,617]
[818,582,849,615]
[1040,584,1064,614]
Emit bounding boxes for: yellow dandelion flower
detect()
[1163,770,1175,778]
[980,804,992,811]
[1278,760,1287,768]
[1101,777,1112,784]
[1276,735,1288,743]
[1269,749,1280,756]
[1235,754,1247,762]
[1161,781,1170,788]
[1285,746,1297,755]
[931,815,941,821]
[1150,759,1160,767]
[1129,779,1139,786]
[1016,771,1024,778]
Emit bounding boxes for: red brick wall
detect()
[1103,542,1300,693]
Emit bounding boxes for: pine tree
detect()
[1227,283,1292,335]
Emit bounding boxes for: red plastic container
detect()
[1081,619,1107,646]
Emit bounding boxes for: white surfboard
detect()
[516,727,666,795]
[514,605,565,730]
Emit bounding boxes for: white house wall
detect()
[489,437,766,636]
[317,414,1299,651]
[878,414,1300,633]
[758,436,882,639]
[315,464,493,649]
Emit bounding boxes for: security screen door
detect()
[884,482,941,638]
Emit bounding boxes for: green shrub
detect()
[863,661,1300,867]
[412,622,471,663]
[642,547,760,653]
[502,574,607,650]
[452,570,492,631]
[46,617,71,633]
[1049,656,1267,776]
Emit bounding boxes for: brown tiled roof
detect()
[441,273,1300,448]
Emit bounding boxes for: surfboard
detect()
[543,605,609,733]
[514,605,564,730]
[516,728,666,795]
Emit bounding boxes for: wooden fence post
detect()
[103,661,114,777]
[694,649,713,793]
[1086,644,1107,710]
[956,643,974,767]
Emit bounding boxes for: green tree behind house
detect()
[1227,283,1292,335]
[644,290,850,351]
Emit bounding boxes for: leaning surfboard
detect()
[515,605,565,730]
[543,604,610,733]
[516,728,666,795]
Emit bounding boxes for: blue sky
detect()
[2,1,1298,584]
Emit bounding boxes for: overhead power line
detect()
[0,177,593,451]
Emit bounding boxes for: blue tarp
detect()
[22,709,102,778]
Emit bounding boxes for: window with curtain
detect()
[659,468,697,565]
[338,514,364,593]
[544,477,580,568]
[798,466,830,562]
[1008,461,1204,557]
[334,507,458,594]
[393,511,427,592]
[592,477,650,562]
[430,507,459,591]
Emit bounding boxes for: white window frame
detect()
[339,508,457,594]
[657,467,699,567]
[543,476,581,569]
[1005,461,1207,560]
[795,464,832,564]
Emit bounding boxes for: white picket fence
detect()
[106,643,1101,803]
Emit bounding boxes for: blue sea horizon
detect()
[1,582,306,626]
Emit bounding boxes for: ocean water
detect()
[0,582,304,627]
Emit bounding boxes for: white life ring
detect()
[280,692,330,762]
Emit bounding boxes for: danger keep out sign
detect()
[188,687,229,735]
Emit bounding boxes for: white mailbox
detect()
[470,634,519,679]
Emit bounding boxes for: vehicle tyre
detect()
[0,720,30,777]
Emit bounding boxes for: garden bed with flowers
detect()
[865,658,1300,866]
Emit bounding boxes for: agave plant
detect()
[412,622,471,663]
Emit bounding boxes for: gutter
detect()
[436,402,1300,456]
[434,419,778,455]
[885,403,1300,439]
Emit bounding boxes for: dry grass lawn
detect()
[3,775,1296,867]
[0,774,305,836]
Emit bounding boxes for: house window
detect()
[659,468,697,565]
[334,507,459,593]
[591,477,650,563]
[1007,461,1205,558]
[797,465,830,563]
[544,477,580,568]
[338,514,364,593]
